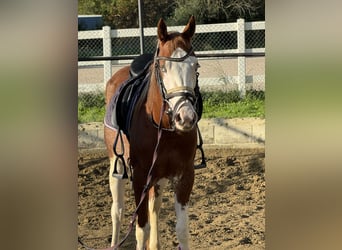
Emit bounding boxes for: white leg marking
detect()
[136,223,149,250]
[109,157,127,246]
[175,199,190,250]
[149,178,167,250]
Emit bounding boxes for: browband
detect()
[155,47,194,62]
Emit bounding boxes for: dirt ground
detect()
[78,146,265,250]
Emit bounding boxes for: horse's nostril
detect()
[175,113,181,122]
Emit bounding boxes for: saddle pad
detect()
[104,70,150,140]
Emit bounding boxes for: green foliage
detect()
[202,90,241,106]
[78,0,114,17]
[203,98,264,118]
[77,90,265,123]
[167,0,203,25]
[78,0,265,29]
[79,0,177,29]
[202,90,264,119]
[78,93,106,123]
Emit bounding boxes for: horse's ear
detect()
[157,18,168,42]
[182,15,196,40]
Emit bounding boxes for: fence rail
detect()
[78,52,265,62]
[78,19,265,101]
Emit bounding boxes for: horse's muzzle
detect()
[174,104,198,132]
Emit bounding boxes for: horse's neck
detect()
[146,70,170,128]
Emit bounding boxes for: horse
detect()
[104,16,201,250]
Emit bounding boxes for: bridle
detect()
[153,45,200,131]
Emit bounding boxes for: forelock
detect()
[166,31,191,52]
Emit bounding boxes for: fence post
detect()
[237,18,246,98]
[103,26,112,86]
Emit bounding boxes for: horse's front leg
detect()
[175,200,190,250]
[174,170,194,250]
[109,157,127,247]
[133,174,150,250]
[135,222,149,250]
[148,178,167,250]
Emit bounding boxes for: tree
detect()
[78,0,264,29]
[78,0,114,17]
[79,0,176,29]
[169,0,264,25]
[225,0,264,21]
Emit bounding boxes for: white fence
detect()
[78,19,265,96]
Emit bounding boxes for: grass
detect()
[78,92,106,123]
[201,90,265,119]
[78,90,265,123]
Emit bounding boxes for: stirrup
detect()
[112,129,129,179]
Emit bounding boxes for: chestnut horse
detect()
[104,16,200,250]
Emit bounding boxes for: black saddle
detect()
[129,53,154,77]
[105,55,154,139]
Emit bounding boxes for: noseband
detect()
[154,46,201,130]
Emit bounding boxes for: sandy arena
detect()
[78,146,265,249]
